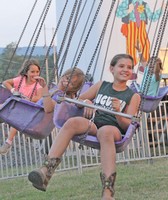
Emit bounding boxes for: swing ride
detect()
[0,0,168,153]
[54,97,140,153]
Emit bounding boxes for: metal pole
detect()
[44,24,49,84]
[57,96,140,122]
[52,27,58,83]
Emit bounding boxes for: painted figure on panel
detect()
[116,0,164,65]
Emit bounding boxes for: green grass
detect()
[0,158,168,200]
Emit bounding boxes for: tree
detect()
[0,42,23,81]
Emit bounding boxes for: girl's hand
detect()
[21,93,30,100]
[12,91,30,100]
[111,98,121,112]
[34,76,47,88]
[83,99,95,119]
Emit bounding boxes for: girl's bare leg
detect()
[7,127,17,142]
[97,125,121,199]
[49,117,97,158]
[0,127,17,155]
[28,116,97,191]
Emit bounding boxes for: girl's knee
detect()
[98,131,114,143]
[63,117,84,130]
[64,118,77,128]
[97,126,121,142]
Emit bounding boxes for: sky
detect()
[0,0,57,47]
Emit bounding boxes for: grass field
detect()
[0,158,168,200]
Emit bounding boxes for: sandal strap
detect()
[43,155,61,178]
[100,172,116,197]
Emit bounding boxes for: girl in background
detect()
[0,59,43,155]
[135,43,163,96]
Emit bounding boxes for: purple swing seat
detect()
[0,96,55,139]
[0,84,12,104]
[54,101,140,153]
[130,82,168,113]
[0,81,93,139]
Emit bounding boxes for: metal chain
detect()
[29,0,52,60]
[138,2,168,115]
[41,0,69,86]
[85,0,116,77]
[22,0,51,62]
[73,0,104,68]
[69,0,95,69]
[58,0,83,77]
[2,0,39,80]
[17,0,51,93]
[59,0,104,96]
[17,0,52,100]
[29,0,53,101]
[56,0,78,72]
[77,0,117,98]
[78,112,96,148]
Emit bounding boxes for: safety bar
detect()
[57,96,140,122]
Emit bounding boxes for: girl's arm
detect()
[2,79,14,92]
[115,93,141,131]
[154,58,163,82]
[41,85,56,113]
[78,81,102,119]
[34,77,56,112]
[79,81,102,101]
[31,87,43,103]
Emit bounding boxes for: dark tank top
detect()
[94,81,135,134]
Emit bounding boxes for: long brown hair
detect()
[18,59,41,76]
